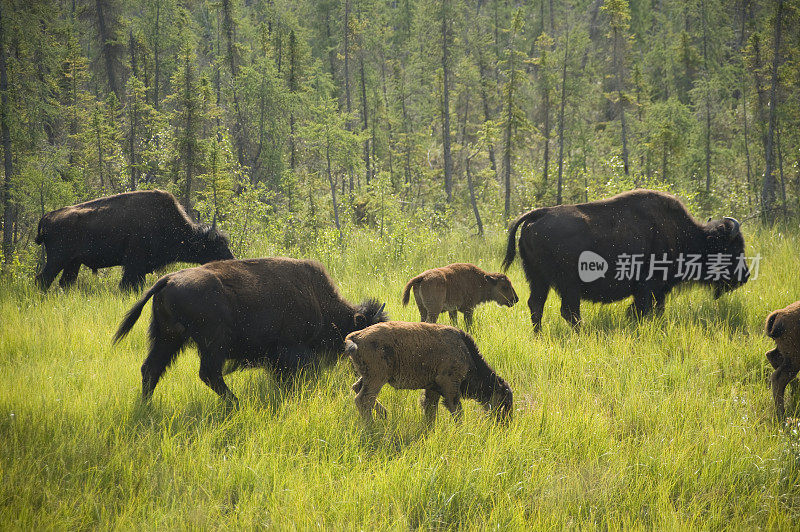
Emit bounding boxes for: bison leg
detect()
[420,389,441,423]
[527,283,550,332]
[58,261,81,289]
[198,348,239,407]
[354,379,385,422]
[35,258,63,291]
[629,289,658,319]
[141,336,185,401]
[559,290,581,329]
[120,267,147,292]
[437,379,464,421]
[462,309,474,329]
[448,311,458,326]
[771,362,799,420]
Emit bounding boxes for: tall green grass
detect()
[2,226,800,528]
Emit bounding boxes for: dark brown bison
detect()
[113,257,388,405]
[503,189,749,329]
[35,190,233,291]
[765,302,800,420]
[401,263,519,327]
[345,322,513,423]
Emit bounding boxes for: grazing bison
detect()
[35,190,233,291]
[113,257,388,405]
[401,263,519,327]
[345,322,513,423]
[502,189,750,329]
[765,302,800,420]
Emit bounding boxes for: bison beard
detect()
[34,190,234,292]
[113,257,388,406]
[503,189,749,330]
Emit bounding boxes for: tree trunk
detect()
[95,0,121,99]
[466,155,483,236]
[701,1,712,192]
[343,0,352,119]
[360,55,370,184]
[477,53,498,181]
[153,0,160,109]
[556,24,570,205]
[326,137,342,242]
[760,0,783,222]
[0,3,15,264]
[441,0,453,202]
[612,27,629,176]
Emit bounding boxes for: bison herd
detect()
[31,189,798,422]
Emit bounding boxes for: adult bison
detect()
[502,189,750,330]
[113,257,389,405]
[35,190,233,291]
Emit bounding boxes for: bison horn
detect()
[724,217,741,234]
[378,302,386,315]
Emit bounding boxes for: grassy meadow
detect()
[3,225,800,528]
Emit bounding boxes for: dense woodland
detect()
[0,0,798,265]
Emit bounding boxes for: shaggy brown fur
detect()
[401,263,518,327]
[503,189,749,330]
[35,190,233,291]
[113,257,388,405]
[344,321,513,423]
[765,302,800,419]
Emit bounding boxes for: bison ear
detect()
[485,274,499,285]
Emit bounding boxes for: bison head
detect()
[189,225,235,264]
[485,377,514,422]
[705,217,749,298]
[353,299,389,331]
[486,273,519,307]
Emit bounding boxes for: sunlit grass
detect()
[2,225,800,527]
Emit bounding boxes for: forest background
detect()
[0,0,798,268]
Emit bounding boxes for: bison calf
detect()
[765,302,800,419]
[344,322,513,423]
[401,263,518,327]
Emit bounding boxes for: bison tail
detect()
[113,275,170,344]
[502,209,547,271]
[401,275,422,306]
[35,217,46,245]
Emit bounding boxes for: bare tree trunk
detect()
[95,0,121,99]
[153,0,161,109]
[777,124,787,216]
[343,0,353,194]
[760,0,783,222]
[441,0,453,202]
[556,25,570,205]
[466,155,484,236]
[360,55,370,184]
[0,3,15,264]
[612,26,629,176]
[701,1,712,192]
[477,53,498,181]
[326,137,342,242]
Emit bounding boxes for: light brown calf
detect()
[765,301,800,419]
[344,321,513,423]
[401,263,518,327]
